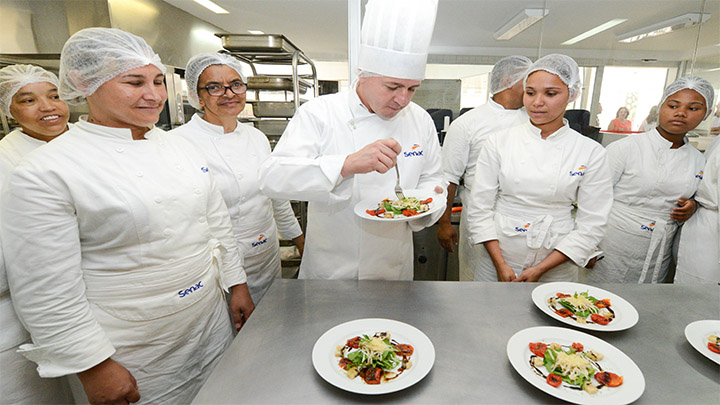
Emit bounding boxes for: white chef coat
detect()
[585,130,704,284]
[1,119,246,403]
[258,85,445,280]
[169,114,302,302]
[675,142,720,283]
[0,129,74,404]
[441,100,526,280]
[466,120,613,281]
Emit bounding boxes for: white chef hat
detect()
[660,76,715,120]
[0,64,60,118]
[490,55,533,95]
[525,54,582,103]
[185,53,247,110]
[357,0,439,81]
[59,27,166,105]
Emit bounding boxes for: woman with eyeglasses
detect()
[169,53,304,303]
[1,29,254,404]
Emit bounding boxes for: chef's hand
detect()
[513,266,544,282]
[292,234,305,257]
[496,263,517,282]
[341,139,401,177]
[437,221,458,253]
[670,198,696,222]
[77,358,140,405]
[585,257,598,269]
[230,283,255,331]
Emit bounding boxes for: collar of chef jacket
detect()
[76,116,157,141]
[346,79,410,127]
[524,118,571,141]
[189,113,236,137]
[648,128,690,150]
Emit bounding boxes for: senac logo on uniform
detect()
[640,221,655,232]
[696,170,703,179]
[200,166,209,173]
[514,223,531,232]
[404,144,423,157]
[569,165,587,177]
[252,233,268,248]
[178,281,204,298]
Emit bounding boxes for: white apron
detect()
[675,207,720,283]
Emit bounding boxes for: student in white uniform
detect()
[1,28,254,404]
[584,77,713,284]
[169,53,304,303]
[438,55,531,281]
[675,135,720,283]
[466,54,613,282]
[0,65,74,404]
[259,0,445,280]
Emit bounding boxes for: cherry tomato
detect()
[362,367,383,384]
[555,308,573,318]
[546,373,563,387]
[708,342,720,354]
[420,198,433,204]
[346,336,361,349]
[590,314,610,325]
[571,342,584,353]
[395,344,414,357]
[556,293,571,298]
[402,209,418,216]
[595,371,623,387]
[595,299,611,308]
[338,358,351,370]
[529,342,547,357]
[375,208,386,216]
[366,209,376,216]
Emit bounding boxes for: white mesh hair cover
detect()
[0,64,60,118]
[490,55,532,95]
[525,54,581,103]
[59,27,166,105]
[185,53,247,110]
[660,76,715,120]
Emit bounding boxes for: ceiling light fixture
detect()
[193,0,229,14]
[248,30,265,35]
[494,8,549,41]
[617,13,710,43]
[562,18,628,45]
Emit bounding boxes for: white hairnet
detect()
[0,64,60,118]
[185,53,247,110]
[525,54,581,103]
[660,76,715,120]
[490,55,532,95]
[59,27,166,105]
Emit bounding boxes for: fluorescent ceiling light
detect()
[562,19,627,45]
[248,30,265,35]
[617,13,710,43]
[193,0,228,14]
[494,8,549,41]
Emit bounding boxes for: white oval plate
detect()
[311,318,435,395]
[684,319,720,365]
[353,189,444,222]
[531,282,639,332]
[507,326,645,405]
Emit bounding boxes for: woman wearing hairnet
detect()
[1,28,254,404]
[585,77,713,284]
[0,64,73,404]
[465,54,613,282]
[168,53,304,303]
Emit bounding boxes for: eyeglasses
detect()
[199,82,247,97]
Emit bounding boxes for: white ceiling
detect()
[164,0,720,66]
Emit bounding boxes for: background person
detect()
[0,64,74,404]
[1,28,253,404]
[710,102,720,136]
[638,105,659,132]
[465,54,613,282]
[169,53,304,303]
[608,106,632,132]
[258,0,445,280]
[437,55,531,281]
[585,77,713,284]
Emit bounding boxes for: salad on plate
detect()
[334,331,414,384]
[547,291,615,326]
[366,197,433,219]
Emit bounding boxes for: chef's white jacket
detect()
[676,138,719,283]
[169,114,302,301]
[441,100,526,279]
[258,85,445,280]
[588,130,704,283]
[1,119,246,379]
[466,120,613,280]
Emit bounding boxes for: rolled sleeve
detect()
[271,199,303,240]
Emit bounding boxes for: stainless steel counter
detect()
[193,280,719,404]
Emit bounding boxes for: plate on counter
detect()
[354,189,443,222]
[684,320,720,365]
[311,318,435,395]
[531,282,639,332]
[507,326,645,405]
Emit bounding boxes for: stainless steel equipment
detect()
[247,76,310,93]
[219,34,300,54]
[251,119,289,136]
[250,101,305,118]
